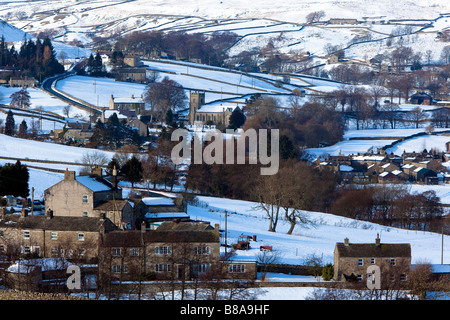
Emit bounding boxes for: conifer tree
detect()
[4,110,15,136]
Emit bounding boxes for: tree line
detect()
[93,30,239,69]
[330,184,446,233]
[0,36,64,81]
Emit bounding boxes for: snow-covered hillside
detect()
[1,0,448,63]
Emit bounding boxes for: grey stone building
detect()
[334,235,411,283]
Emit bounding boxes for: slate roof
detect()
[101,222,219,247]
[335,242,411,258]
[94,200,131,211]
[75,175,116,192]
[0,215,118,232]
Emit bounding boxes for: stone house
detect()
[99,221,256,282]
[54,122,93,143]
[410,92,433,105]
[108,94,145,114]
[333,235,411,283]
[9,76,37,88]
[0,209,118,263]
[127,118,148,137]
[115,68,146,83]
[123,55,140,67]
[44,169,133,228]
[93,200,135,230]
[378,170,408,184]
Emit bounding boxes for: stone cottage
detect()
[333,235,411,283]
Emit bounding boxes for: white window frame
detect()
[358,258,364,266]
[50,232,58,240]
[23,230,30,240]
[112,248,122,256]
[229,264,246,273]
[155,264,172,272]
[82,195,88,204]
[78,233,85,241]
[194,246,210,255]
[130,248,140,256]
[155,246,172,255]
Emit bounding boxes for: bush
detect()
[322,263,334,281]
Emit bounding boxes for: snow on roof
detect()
[352,155,385,161]
[76,175,113,192]
[379,172,390,177]
[339,164,353,172]
[145,212,189,219]
[113,97,144,104]
[7,258,72,274]
[402,164,415,169]
[196,102,239,113]
[142,197,175,206]
[104,110,127,119]
[392,170,403,175]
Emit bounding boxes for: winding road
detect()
[41,70,102,118]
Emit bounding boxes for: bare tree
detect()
[305,11,326,24]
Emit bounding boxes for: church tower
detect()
[189,91,205,124]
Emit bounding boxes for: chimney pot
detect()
[344,238,349,246]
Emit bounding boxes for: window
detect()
[194,264,210,274]
[358,258,364,266]
[78,248,85,257]
[370,258,376,264]
[400,274,407,281]
[22,246,31,254]
[130,248,140,256]
[50,232,58,240]
[390,258,396,266]
[78,233,85,241]
[82,211,88,217]
[229,264,245,273]
[82,195,88,203]
[23,230,30,240]
[194,246,210,255]
[51,247,58,256]
[112,248,122,256]
[155,264,172,272]
[155,246,172,255]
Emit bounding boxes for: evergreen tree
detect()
[121,155,143,188]
[228,107,246,130]
[279,134,297,160]
[0,161,29,197]
[4,110,15,136]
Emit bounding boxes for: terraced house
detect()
[99,221,257,282]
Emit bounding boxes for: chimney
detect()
[141,221,146,233]
[20,207,28,218]
[46,209,53,219]
[112,165,117,190]
[375,233,381,246]
[64,168,76,181]
[214,223,220,237]
[344,238,349,246]
[92,165,102,177]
